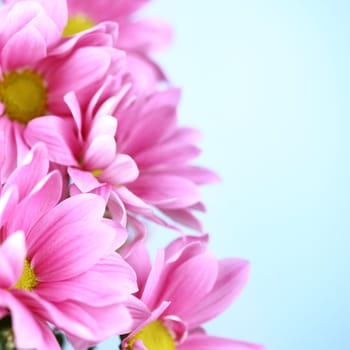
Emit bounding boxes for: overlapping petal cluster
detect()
[0,0,266,349]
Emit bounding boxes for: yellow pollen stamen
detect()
[63,15,96,37]
[128,320,175,350]
[13,258,38,291]
[91,169,103,177]
[0,69,47,124]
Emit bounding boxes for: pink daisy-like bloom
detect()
[25,76,141,228]
[0,144,137,349]
[26,83,218,233]
[115,88,220,232]
[121,235,265,350]
[62,0,171,93]
[0,0,124,181]
[63,0,172,52]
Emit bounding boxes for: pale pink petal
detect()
[133,143,201,168]
[141,249,165,308]
[88,115,117,141]
[163,315,187,343]
[1,25,46,71]
[157,166,221,185]
[122,301,170,347]
[0,291,57,350]
[99,154,139,185]
[119,18,173,52]
[84,134,116,169]
[123,240,152,296]
[0,232,26,288]
[120,101,176,156]
[159,252,219,318]
[183,259,250,328]
[178,334,266,350]
[3,143,49,200]
[67,0,148,22]
[129,174,201,209]
[31,0,68,34]
[6,171,62,235]
[25,116,79,166]
[0,1,60,48]
[30,220,115,281]
[64,91,82,138]
[26,194,112,278]
[47,47,114,111]
[161,208,204,232]
[107,190,127,226]
[0,186,18,230]
[68,167,102,193]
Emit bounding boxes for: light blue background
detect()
[145,1,349,350]
[101,1,350,349]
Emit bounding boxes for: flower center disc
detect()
[14,258,38,291]
[128,320,175,350]
[63,15,96,36]
[0,69,47,124]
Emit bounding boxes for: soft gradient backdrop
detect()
[101,1,350,350]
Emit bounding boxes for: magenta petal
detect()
[178,334,266,350]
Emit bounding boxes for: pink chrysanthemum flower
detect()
[121,235,265,350]
[0,144,137,349]
[115,88,220,232]
[25,77,141,227]
[26,84,218,233]
[63,0,172,52]
[0,0,124,181]
[62,0,171,93]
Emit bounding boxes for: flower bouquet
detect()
[0,1,266,349]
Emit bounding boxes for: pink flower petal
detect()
[118,18,173,52]
[1,25,46,71]
[25,116,79,166]
[0,231,26,288]
[3,143,49,201]
[183,258,250,328]
[159,252,219,318]
[99,154,139,185]
[68,167,102,193]
[27,194,114,280]
[83,134,116,170]
[0,291,59,350]
[6,171,62,235]
[178,334,266,350]
[129,174,201,209]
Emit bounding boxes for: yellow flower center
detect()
[13,258,38,291]
[128,320,175,350]
[63,15,96,37]
[0,69,47,124]
[91,169,103,177]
